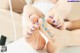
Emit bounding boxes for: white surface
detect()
[5,38,47,53]
[5,38,38,53]
[0,9,22,42]
[5,38,80,53]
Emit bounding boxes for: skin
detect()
[46,28,80,53]
[22,5,46,50]
[45,0,80,53]
[39,17,80,53]
[2,0,80,52]
[23,0,80,53]
[22,2,64,50]
[66,20,80,30]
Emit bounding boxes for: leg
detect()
[66,19,80,30]
[22,5,46,50]
[68,29,80,46]
[47,42,62,53]
[39,18,80,53]
[46,29,80,53]
[39,18,70,53]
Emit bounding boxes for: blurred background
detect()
[0,0,80,53]
[0,0,80,45]
[0,0,26,44]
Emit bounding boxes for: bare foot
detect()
[39,18,72,53]
[22,5,46,50]
[45,7,66,30]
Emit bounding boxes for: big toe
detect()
[30,14,40,24]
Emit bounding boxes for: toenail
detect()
[52,20,57,25]
[31,26,35,30]
[51,24,55,26]
[30,29,34,32]
[53,20,55,23]
[36,22,38,25]
[57,26,61,29]
[32,26,35,28]
[49,16,53,19]
[29,14,32,18]
[27,32,32,35]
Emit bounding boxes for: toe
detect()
[30,14,40,24]
[26,29,33,38]
[45,16,54,24]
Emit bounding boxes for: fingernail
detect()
[49,16,53,19]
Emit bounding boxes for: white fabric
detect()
[5,38,80,53]
[32,1,55,15]
[25,0,33,4]
[5,38,47,53]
